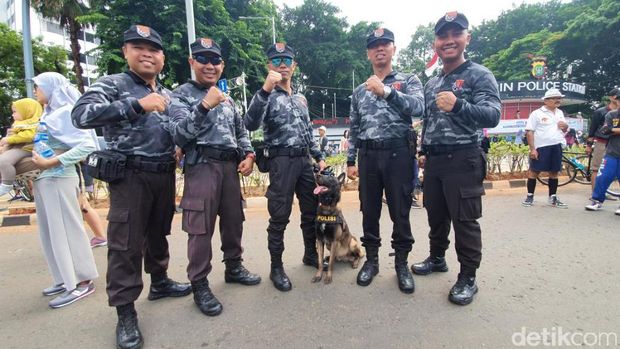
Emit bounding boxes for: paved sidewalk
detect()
[0,183,618,348]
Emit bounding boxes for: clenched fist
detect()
[365,75,385,97]
[202,86,227,110]
[436,91,457,112]
[262,71,283,93]
[138,93,168,113]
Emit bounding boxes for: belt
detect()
[424,143,478,156]
[126,156,176,173]
[357,138,408,150]
[593,137,608,144]
[197,146,239,161]
[265,147,309,158]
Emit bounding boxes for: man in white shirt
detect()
[522,88,569,207]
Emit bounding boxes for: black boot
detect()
[356,248,379,286]
[116,304,143,349]
[269,253,292,292]
[448,273,478,306]
[411,255,449,275]
[394,252,415,294]
[224,259,262,286]
[147,274,192,300]
[191,278,223,316]
[302,239,319,268]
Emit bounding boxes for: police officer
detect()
[168,38,261,316]
[72,25,191,348]
[245,43,326,292]
[411,12,501,305]
[346,28,425,294]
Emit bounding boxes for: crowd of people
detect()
[1,9,618,349]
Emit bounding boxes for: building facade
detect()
[2,0,99,87]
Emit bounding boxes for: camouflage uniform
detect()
[72,71,178,306]
[420,60,501,277]
[245,86,324,262]
[348,71,424,254]
[169,80,253,282]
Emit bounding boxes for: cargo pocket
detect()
[180,198,207,235]
[107,208,130,251]
[458,185,485,221]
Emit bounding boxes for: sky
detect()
[273,0,553,51]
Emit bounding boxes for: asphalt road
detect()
[1,183,618,348]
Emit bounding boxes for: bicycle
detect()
[537,152,620,197]
[8,176,35,202]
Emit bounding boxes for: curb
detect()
[1,180,525,227]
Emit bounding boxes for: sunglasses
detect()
[193,55,222,65]
[270,57,293,67]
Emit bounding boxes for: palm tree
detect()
[31,0,89,92]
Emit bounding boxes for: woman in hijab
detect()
[31,72,99,308]
[0,98,42,196]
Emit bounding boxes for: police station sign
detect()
[498,80,586,101]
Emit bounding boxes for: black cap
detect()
[366,28,395,48]
[266,43,295,59]
[607,87,619,97]
[191,38,222,56]
[434,11,469,34]
[123,25,163,50]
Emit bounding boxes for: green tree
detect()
[86,0,277,104]
[281,0,377,119]
[0,24,69,127]
[467,0,599,62]
[483,29,564,81]
[480,0,619,101]
[31,0,90,92]
[396,23,434,83]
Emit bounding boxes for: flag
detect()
[425,52,440,77]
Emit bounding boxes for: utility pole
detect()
[333,92,337,119]
[322,103,325,119]
[185,0,196,80]
[352,70,355,92]
[241,72,248,114]
[22,0,35,98]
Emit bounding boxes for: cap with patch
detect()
[191,38,222,56]
[366,28,395,48]
[266,42,295,59]
[123,25,163,50]
[434,11,469,34]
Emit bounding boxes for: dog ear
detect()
[337,173,345,187]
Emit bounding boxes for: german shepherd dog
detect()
[312,168,364,284]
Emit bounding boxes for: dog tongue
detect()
[313,186,328,195]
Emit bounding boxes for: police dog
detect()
[312,169,364,284]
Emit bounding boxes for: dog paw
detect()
[324,275,332,284]
[311,275,322,283]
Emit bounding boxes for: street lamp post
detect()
[185,0,196,80]
[239,16,276,44]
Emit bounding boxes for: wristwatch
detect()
[383,85,392,98]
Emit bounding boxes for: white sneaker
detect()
[0,183,13,197]
[585,200,603,211]
[615,207,620,216]
[48,281,95,309]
